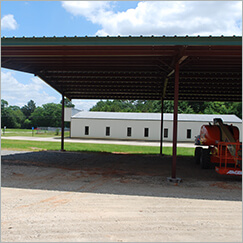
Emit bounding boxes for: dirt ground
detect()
[1,150,242,242]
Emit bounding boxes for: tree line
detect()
[90,100,242,118]
[1,99,241,129]
[1,99,74,129]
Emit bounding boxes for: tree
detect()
[1,99,8,109]
[231,102,242,119]
[30,103,62,127]
[1,107,15,128]
[21,100,36,119]
[89,99,242,119]
[23,119,32,129]
[178,101,194,114]
[187,101,207,114]
[60,98,75,108]
[202,101,242,119]
[1,105,25,128]
[30,107,45,127]
[1,100,25,128]
[9,106,25,127]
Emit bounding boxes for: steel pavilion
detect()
[1,35,242,181]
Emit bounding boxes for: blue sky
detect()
[1,1,139,37]
[1,1,242,110]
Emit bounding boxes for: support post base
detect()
[60,149,66,152]
[167,177,182,184]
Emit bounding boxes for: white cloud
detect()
[62,1,242,36]
[61,1,111,19]
[1,71,57,107]
[72,99,99,111]
[1,14,18,30]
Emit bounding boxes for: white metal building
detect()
[65,109,242,142]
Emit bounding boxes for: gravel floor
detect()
[1,150,241,200]
[1,150,242,242]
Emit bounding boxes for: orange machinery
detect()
[195,118,242,176]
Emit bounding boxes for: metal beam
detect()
[167,62,181,183]
[172,62,179,178]
[160,77,169,155]
[1,45,176,57]
[167,55,188,78]
[160,98,164,155]
[163,78,169,98]
[61,93,65,151]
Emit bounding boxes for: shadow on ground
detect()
[1,150,242,201]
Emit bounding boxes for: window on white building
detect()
[164,128,168,138]
[127,127,132,137]
[187,129,191,139]
[144,128,149,137]
[85,126,89,135]
[106,127,110,136]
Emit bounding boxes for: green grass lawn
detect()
[1,128,69,137]
[1,139,195,156]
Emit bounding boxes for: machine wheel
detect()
[194,147,202,164]
[200,148,211,169]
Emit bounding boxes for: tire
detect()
[200,148,211,169]
[194,147,202,164]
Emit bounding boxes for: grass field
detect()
[1,139,195,156]
[1,128,195,156]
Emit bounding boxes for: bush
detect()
[23,119,32,129]
[55,129,60,135]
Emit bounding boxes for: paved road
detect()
[1,136,197,147]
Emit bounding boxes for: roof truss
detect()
[1,36,242,102]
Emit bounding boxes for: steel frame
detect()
[1,36,242,181]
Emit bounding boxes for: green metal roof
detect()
[1,35,242,46]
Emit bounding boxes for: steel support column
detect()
[160,77,168,156]
[160,98,164,155]
[61,93,65,151]
[167,62,181,183]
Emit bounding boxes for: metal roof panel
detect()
[1,36,242,46]
[72,112,242,123]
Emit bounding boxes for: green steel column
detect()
[160,98,164,155]
[61,93,65,151]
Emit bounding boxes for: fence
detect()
[36,127,70,134]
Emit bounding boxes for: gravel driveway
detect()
[1,150,242,242]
